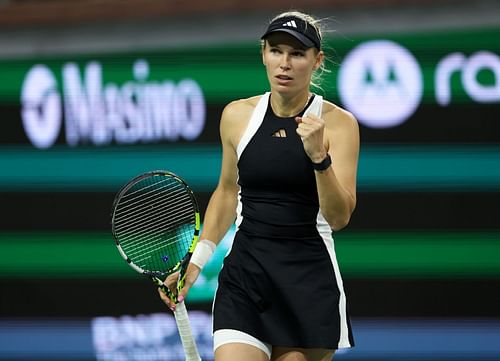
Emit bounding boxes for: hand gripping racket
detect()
[111,170,202,361]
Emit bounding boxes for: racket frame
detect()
[111,170,201,302]
[111,170,202,361]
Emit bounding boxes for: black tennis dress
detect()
[212,92,355,349]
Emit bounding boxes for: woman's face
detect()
[262,32,323,96]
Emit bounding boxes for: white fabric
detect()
[236,92,271,160]
[316,212,352,348]
[303,93,323,118]
[307,95,351,348]
[213,329,272,359]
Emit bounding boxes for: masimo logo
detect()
[338,40,423,129]
[21,59,206,149]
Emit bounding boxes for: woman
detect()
[160,11,359,361]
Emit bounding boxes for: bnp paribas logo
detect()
[338,40,423,128]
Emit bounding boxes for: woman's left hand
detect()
[295,114,328,163]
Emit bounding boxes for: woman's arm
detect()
[161,100,251,309]
[199,103,242,244]
[296,104,359,231]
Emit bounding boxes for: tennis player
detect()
[160,10,359,361]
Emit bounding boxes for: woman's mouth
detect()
[276,75,293,85]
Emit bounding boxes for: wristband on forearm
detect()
[190,239,216,269]
[312,153,332,172]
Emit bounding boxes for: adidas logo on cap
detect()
[282,20,297,28]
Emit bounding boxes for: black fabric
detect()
[213,231,344,348]
[261,15,321,50]
[212,97,355,349]
[237,96,318,235]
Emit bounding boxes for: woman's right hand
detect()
[158,262,202,311]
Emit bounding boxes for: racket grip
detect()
[174,301,202,361]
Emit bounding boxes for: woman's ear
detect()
[314,50,324,70]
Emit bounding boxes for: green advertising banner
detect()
[0,27,499,104]
[0,26,499,308]
[0,144,499,192]
[0,26,499,192]
[0,26,499,149]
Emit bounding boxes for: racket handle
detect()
[174,301,202,361]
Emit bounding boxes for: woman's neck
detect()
[270,91,311,117]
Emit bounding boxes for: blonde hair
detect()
[265,10,332,92]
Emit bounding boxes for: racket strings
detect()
[116,181,194,239]
[114,180,185,219]
[117,216,192,270]
[117,206,194,267]
[113,175,196,273]
[116,176,190,222]
[115,189,192,234]
[116,202,193,246]
[118,210,193,272]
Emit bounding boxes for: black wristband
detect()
[312,154,332,171]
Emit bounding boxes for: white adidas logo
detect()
[282,20,297,28]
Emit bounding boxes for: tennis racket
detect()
[111,170,202,361]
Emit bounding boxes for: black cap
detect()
[261,15,321,50]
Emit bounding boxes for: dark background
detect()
[0,1,499,360]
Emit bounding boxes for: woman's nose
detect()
[280,58,291,70]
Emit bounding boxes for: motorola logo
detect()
[338,40,423,129]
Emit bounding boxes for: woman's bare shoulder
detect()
[222,95,261,119]
[322,99,358,130]
[219,95,263,145]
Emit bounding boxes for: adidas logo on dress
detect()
[282,20,297,28]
